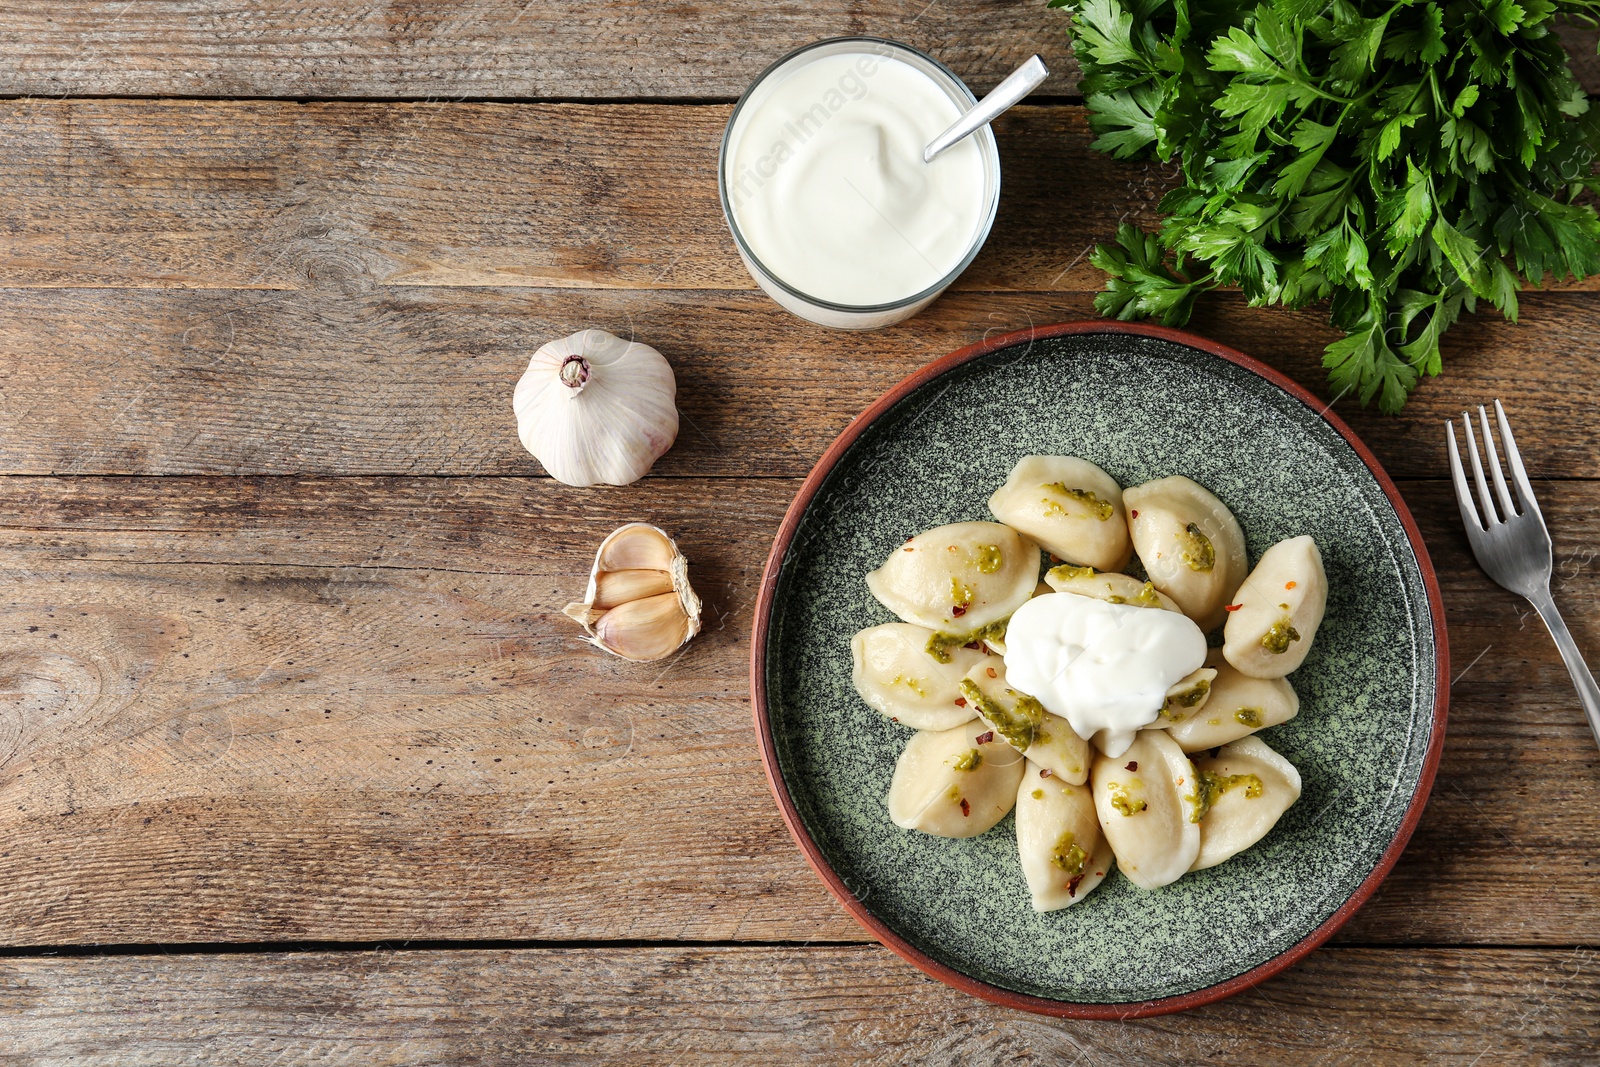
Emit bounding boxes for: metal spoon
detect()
[923,55,1049,163]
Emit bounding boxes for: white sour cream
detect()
[1003,592,1207,759]
[724,51,988,307]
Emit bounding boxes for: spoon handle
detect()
[923,55,1049,163]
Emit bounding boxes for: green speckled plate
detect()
[751,322,1447,1018]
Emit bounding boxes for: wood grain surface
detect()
[8,96,1600,297]
[0,475,1592,947]
[1,97,1596,481]
[1,3,1595,101]
[1,285,1597,479]
[0,1,1080,100]
[0,946,1595,1065]
[0,102,1165,291]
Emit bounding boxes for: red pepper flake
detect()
[1286,580,1298,590]
[1224,603,1244,612]
[975,730,995,745]
[1176,776,1185,785]
[1048,554,1063,564]
[902,546,915,552]
[1067,874,1084,898]
[963,641,983,651]
[954,697,968,708]
[1129,509,1139,519]
[946,545,958,552]
[959,797,971,817]
[1093,870,1104,877]
[890,717,899,723]
[1039,767,1054,778]
[1125,761,1138,772]
[985,667,998,679]
[952,604,968,618]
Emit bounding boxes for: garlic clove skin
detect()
[595,523,680,572]
[593,568,676,610]
[513,329,679,487]
[592,591,691,662]
[564,523,702,661]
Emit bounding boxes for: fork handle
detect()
[1529,591,1600,751]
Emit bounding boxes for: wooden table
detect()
[0,4,1597,1061]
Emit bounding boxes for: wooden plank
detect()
[0,4,1595,101]
[0,476,1594,946]
[0,945,1594,1064]
[0,101,1160,292]
[0,286,1596,480]
[0,1,1081,101]
[10,97,1600,296]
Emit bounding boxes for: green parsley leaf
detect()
[1057,0,1600,409]
[1085,86,1160,157]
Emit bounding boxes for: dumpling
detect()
[850,623,988,731]
[1091,730,1200,889]
[1223,535,1328,678]
[972,579,1049,655]
[959,659,1090,785]
[1167,648,1299,752]
[1189,735,1302,870]
[887,720,1024,837]
[1149,666,1218,727]
[1014,762,1116,911]
[987,456,1132,572]
[866,521,1039,634]
[1042,566,1181,612]
[1123,476,1249,632]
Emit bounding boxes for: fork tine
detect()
[1461,411,1500,525]
[1446,420,1483,531]
[1477,404,1517,519]
[1494,399,1544,519]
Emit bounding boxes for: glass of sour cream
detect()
[718,38,1001,330]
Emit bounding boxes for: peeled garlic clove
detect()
[564,523,702,661]
[513,329,679,487]
[592,592,691,661]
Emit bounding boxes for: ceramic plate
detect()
[751,322,1448,1017]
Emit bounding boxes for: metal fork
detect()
[1447,400,1600,748]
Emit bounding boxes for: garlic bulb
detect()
[513,329,679,487]
[564,523,702,661]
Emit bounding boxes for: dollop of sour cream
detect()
[1003,592,1207,758]
[724,51,987,306]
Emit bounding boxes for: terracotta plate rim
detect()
[748,319,1450,1019]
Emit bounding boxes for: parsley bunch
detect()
[1054,0,1600,411]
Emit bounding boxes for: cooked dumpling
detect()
[887,720,1024,837]
[1167,648,1299,752]
[1189,736,1302,870]
[1149,666,1218,728]
[987,456,1132,572]
[1014,763,1116,911]
[975,582,1053,657]
[1123,476,1249,632]
[1223,535,1328,678]
[1091,730,1200,889]
[959,659,1090,785]
[866,521,1039,633]
[1042,566,1181,612]
[850,623,988,731]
